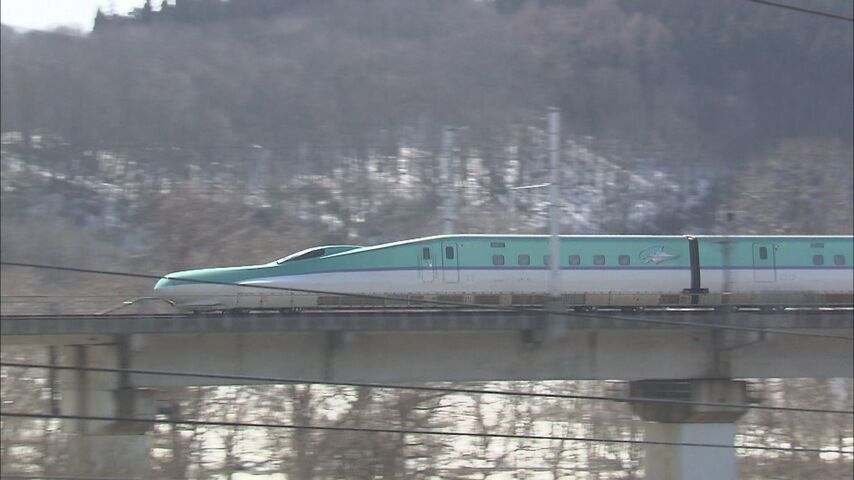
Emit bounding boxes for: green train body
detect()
[154,235,854,310]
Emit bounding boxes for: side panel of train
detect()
[249,235,689,292]
[156,235,854,310]
[696,237,853,303]
[283,236,849,304]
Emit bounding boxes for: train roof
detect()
[318,233,852,259]
[384,234,852,241]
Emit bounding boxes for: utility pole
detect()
[440,127,456,235]
[548,107,561,300]
[509,108,562,303]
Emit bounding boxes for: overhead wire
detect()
[2,362,851,416]
[1,142,403,151]
[744,0,854,22]
[2,260,853,342]
[0,475,131,480]
[1,295,133,298]
[2,412,850,455]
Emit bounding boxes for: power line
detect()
[3,412,850,455]
[1,143,456,155]
[2,260,852,342]
[745,0,854,22]
[2,295,128,298]
[0,475,131,480]
[5,362,851,415]
[1,143,403,151]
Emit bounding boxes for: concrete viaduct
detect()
[2,308,852,479]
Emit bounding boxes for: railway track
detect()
[2,304,854,317]
[2,307,852,337]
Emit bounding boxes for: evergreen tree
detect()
[93,8,108,32]
[141,0,153,22]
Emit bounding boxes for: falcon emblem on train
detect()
[638,246,680,264]
[153,234,854,312]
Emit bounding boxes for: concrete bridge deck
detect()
[2,308,851,338]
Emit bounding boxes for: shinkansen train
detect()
[153,235,854,311]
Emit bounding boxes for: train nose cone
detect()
[153,275,184,302]
[152,267,248,311]
[154,277,172,291]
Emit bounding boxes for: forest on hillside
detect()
[2,0,852,269]
[4,0,853,155]
[0,0,854,268]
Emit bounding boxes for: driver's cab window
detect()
[277,247,326,264]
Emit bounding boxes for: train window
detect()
[759,247,768,260]
[812,254,824,266]
[543,255,551,266]
[445,246,455,260]
[518,254,530,266]
[593,255,605,265]
[493,254,505,265]
[277,247,326,263]
[422,248,431,260]
[834,255,846,265]
[491,242,505,248]
[568,255,581,265]
[618,255,630,266]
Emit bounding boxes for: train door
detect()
[442,242,459,283]
[419,245,435,282]
[752,243,776,282]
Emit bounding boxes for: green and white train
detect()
[153,234,854,311]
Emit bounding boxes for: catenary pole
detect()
[548,108,561,300]
[441,127,456,235]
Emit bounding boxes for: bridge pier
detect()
[59,340,154,478]
[631,379,748,480]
